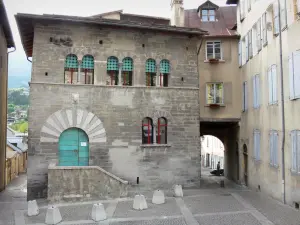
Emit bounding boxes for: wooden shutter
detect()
[291,131,297,172]
[245,82,248,110]
[257,131,260,160]
[254,131,257,159]
[272,65,277,103]
[298,131,300,173]
[268,68,273,104]
[289,53,295,99]
[253,76,257,108]
[274,132,278,166]
[257,18,262,50]
[294,51,300,98]
[256,75,260,107]
[273,2,279,35]
[270,132,274,165]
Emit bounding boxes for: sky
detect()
[4,0,228,81]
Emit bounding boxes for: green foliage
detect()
[9,121,28,133]
[8,104,15,114]
[8,88,29,106]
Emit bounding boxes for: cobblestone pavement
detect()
[1,171,300,225]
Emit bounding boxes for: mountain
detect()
[8,74,30,88]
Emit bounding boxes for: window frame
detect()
[142,118,153,144]
[64,54,79,84]
[238,41,242,66]
[239,0,245,21]
[291,130,300,174]
[269,130,279,167]
[268,64,278,105]
[159,59,170,87]
[206,41,222,60]
[280,0,287,29]
[248,30,253,58]
[157,117,167,144]
[242,81,248,112]
[253,130,261,161]
[122,57,133,86]
[253,74,260,109]
[206,82,224,105]
[273,2,280,35]
[256,18,262,51]
[289,51,300,100]
[201,9,216,21]
[262,13,268,46]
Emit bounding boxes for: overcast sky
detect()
[4,0,228,81]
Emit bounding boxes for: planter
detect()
[209,58,219,64]
[209,104,221,108]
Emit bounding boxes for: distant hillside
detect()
[8,74,30,88]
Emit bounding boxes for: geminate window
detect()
[142,117,153,144]
[157,117,167,144]
[206,41,221,60]
[80,55,94,84]
[64,54,78,84]
[122,57,133,86]
[206,83,223,104]
[107,56,119,85]
[145,59,156,86]
[291,130,300,173]
[202,9,216,21]
[159,60,170,87]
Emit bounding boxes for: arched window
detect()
[145,59,156,86]
[159,59,170,87]
[142,117,153,144]
[81,55,94,84]
[122,57,133,86]
[157,117,167,144]
[107,56,119,85]
[64,54,78,84]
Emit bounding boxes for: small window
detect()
[81,55,94,84]
[157,117,167,144]
[107,56,119,85]
[206,41,221,60]
[145,59,156,86]
[206,83,223,104]
[202,9,216,21]
[64,54,78,84]
[122,57,133,86]
[142,117,153,144]
[159,60,170,87]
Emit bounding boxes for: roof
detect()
[0,0,15,48]
[15,13,207,58]
[7,141,24,154]
[226,0,238,4]
[184,6,238,37]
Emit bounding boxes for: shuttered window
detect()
[254,130,261,160]
[289,51,300,100]
[256,18,262,51]
[268,65,278,104]
[240,0,245,20]
[245,35,249,61]
[291,130,300,173]
[273,2,280,35]
[280,0,287,28]
[262,13,267,45]
[253,74,260,109]
[243,81,248,111]
[248,30,253,58]
[270,131,279,167]
[238,41,242,66]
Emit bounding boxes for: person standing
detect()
[217,161,221,176]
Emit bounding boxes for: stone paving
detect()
[1,171,300,225]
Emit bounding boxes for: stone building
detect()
[16,2,207,199]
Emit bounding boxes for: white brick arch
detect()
[40,108,107,143]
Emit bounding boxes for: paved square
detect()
[110,218,187,225]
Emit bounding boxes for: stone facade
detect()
[27,23,201,199]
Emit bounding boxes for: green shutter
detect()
[82,55,94,69]
[146,59,156,73]
[160,59,170,73]
[107,56,119,71]
[122,57,133,71]
[65,54,78,69]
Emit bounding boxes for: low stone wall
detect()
[47,163,129,202]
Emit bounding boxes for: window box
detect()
[208,58,219,63]
[208,103,221,108]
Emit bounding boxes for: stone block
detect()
[152,189,165,204]
[91,203,107,221]
[45,206,62,225]
[133,194,148,210]
[27,200,39,216]
[174,184,183,197]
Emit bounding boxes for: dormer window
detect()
[202,9,216,21]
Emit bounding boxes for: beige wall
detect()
[237,0,300,206]
[0,25,8,191]
[199,37,241,120]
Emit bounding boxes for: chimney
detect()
[170,0,185,27]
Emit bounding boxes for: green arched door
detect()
[59,128,89,166]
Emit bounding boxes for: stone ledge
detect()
[140,144,172,148]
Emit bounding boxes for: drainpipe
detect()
[277,0,286,204]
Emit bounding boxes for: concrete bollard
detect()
[174,185,183,197]
[152,190,165,204]
[220,180,225,188]
[27,200,39,217]
[45,206,62,225]
[91,203,107,222]
[133,195,148,210]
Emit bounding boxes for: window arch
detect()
[107,56,119,85]
[122,57,133,86]
[142,117,153,144]
[81,55,94,84]
[145,58,156,86]
[159,59,170,87]
[157,117,167,144]
[64,54,78,84]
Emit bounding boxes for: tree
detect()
[8,104,15,114]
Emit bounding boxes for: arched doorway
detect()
[59,128,89,166]
[236,142,239,181]
[243,144,248,186]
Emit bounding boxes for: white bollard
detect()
[152,189,165,204]
[91,203,107,222]
[27,200,39,216]
[174,185,183,197]
[45,206,62,225]
[133,195,148,210]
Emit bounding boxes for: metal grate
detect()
[65,54,78,69]
[145,59,156,73]
[160,59,170,73]
[82,55,94,69]
[107,56,119,71]
[122,57,133,71]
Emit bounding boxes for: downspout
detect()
[197,37,204,181]
[277,0,286,204]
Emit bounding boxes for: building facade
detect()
[227,0,300,206]
[0,0,15,191]
[201,135,224,169]
[16,7,206,199]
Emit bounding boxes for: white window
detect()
[262,13,267,45]
[206,83,224,104]
[291,130,300,173]
[280,0,287,28]
[268,64,278,104]
[245,35,249,61]
[254,130,261,160]
[253,74,260,108]
[238,41,242,66]
[270,131,279,167]
[289,51,300,100]
[273,2,280,35]
[242,81,248,111]
[248,30,253,58]
[202,9,216,21]
[206,41,221,60]
[240,0,245,20]
[256,18,262,51]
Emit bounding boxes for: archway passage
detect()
[59,128,89,166]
